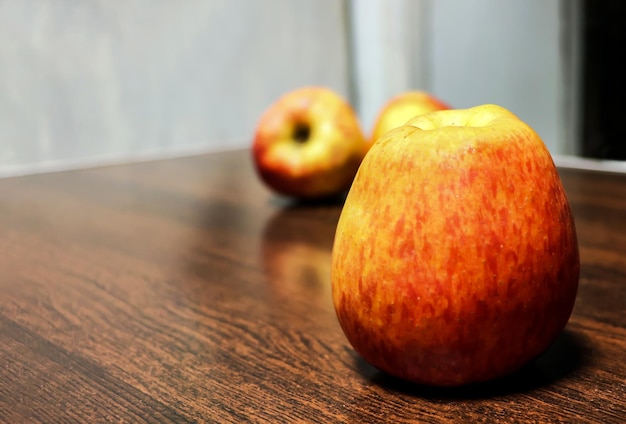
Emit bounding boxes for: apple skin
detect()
[370,91,450,149]
[252,87,367,199]
[331,104,580,387]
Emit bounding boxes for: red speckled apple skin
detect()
[331,104,580,387]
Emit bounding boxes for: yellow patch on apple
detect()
[370,91,450,150]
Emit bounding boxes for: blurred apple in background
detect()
[252,87,367,199]
[369,91,450,150]
[331,104,580,387]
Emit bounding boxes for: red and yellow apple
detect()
[252,87,367,199]
[369,91,450,149]
[331,104,580,387]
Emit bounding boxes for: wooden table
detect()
[1,149,624,423]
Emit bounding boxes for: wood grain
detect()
[1,150,625,423]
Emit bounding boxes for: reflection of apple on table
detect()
[260,204,341,304]
[331,104,580,387]
[252,87,367,200]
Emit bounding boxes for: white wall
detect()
[428,0,564,153]
[0,0,577,177]
[351,0,568,155]
[0,0,351,176]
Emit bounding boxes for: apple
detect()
[252,87,367,199]
[331,104,580,387]
[369,91,450,149]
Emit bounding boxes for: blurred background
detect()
[0,0,622,178]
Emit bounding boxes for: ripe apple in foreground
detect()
[331,104,580,387]
[252,87,367,199]
[369,91,450,150]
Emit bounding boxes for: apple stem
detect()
[293,123,311,143]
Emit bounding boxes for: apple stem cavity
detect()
[292,122,311,143]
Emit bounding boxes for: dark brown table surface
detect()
[1,149,625,423]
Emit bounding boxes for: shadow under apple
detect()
[353,328,592,400]
[268,191,347,210]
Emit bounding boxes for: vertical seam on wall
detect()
[560,0,583,156]
[342,0,360,116]
[417,0,432,91]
